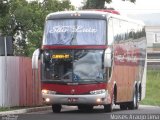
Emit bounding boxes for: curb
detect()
[0,106,51,115]
[140,105,160,108]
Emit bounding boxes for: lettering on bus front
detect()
[49,25,97,33]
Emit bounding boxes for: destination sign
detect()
[52,54,70,59]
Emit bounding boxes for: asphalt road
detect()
[2,105,159,120]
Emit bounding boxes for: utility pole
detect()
[4,36,9,107]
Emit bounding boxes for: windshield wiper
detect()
[76,79,104,84]
[92,79,104,83]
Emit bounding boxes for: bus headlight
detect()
[90,89,106,95]
[42,89,56,94]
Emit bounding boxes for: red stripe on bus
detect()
[42,83,107,95]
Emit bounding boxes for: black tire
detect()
[52,104,62,113]
[104,93,115,112]
[138,88,141,102]
[128,89,139,110]
[104,104,112,112]
[120,104,128,110]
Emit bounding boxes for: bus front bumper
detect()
[42,91,111,105]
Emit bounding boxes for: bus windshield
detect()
[43,19,106,45]
[41,50,105,83]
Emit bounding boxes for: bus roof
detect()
[46,10,145,26]
[46,11,108,20]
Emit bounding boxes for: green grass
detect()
[0,106,26,112]
[0,105,46,112]
[0,107,11,112]
[141,70,160,106]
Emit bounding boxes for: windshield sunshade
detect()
[43,19,106,45]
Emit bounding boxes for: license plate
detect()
[68,98,78,102]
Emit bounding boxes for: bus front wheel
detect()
[104,104,112,112]
[52,104,62,113]
[120,104,128,110]
[104,93,115,112]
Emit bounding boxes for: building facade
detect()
[145,26,160,52]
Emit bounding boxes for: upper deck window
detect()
[43,19,106,45]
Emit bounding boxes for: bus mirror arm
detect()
[104,48,112,68]
[32,48,40,69]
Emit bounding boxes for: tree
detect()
[0,0,73,56]
[83,0,136,9]
[0,0,9,17]
[122,0,136,3]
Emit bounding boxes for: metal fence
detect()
[0,56,42,107]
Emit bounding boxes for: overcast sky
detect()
[70,0,160,14]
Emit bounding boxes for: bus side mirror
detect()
[104,48,112,68]
[32,49,40,69]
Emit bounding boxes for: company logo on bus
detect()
[52,54,70,59]
[71,89,75,95]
